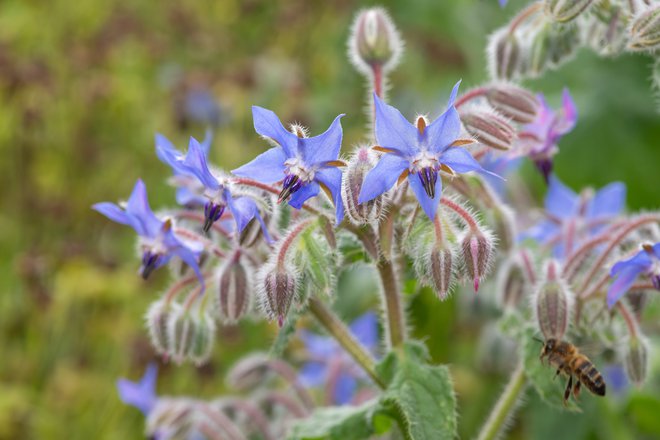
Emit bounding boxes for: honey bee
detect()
[538,338,606,405]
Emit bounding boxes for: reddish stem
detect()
[519,248,537,285]
[508,2,543,34]
[164,272,209,305]
[174,227,226,258]
[454,87,487,109]
[440,197,479,230]
[372,63,383,98]
[276,218,315,268]
[616,302,639,338]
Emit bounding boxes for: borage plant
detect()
[96,2,660,439]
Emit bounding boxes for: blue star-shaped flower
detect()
[93,179,204,285]
[523,175,626,259]
[299,312,378,405]
[117,363,158,416]
[608,243,660,308]
[231,106,345,224]
[156,135,270,240]
[358,81,493,220]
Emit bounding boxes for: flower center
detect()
[140,250,161,280]
[411,152,439,198]
[279,158,315,203]
[203,202,226,233]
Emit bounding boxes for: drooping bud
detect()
[188,311,216,365]
[342,146,385,225]
[145,299,174,356]
[226,354,271,391]
[348,7,403,74]
[545,0,594,23]
[487,28,521,80]
[146,398,196,440]
[496,256,529,310]
[428,246,455,301]
[527,23,580,77]
[486,83,540,123]
[167,304,216,365]
[624,335,649,387]
[628,6,660,52]
[215,254,251,323]
[460,109,515,151]
[258,263,299,327]
[533,260,573,340]
[460,228,495,292]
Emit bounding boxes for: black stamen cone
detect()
[140,252,160,280]
[278,174,303,204]
[417,167,438,198]
[203,202,225,233]
[535,158,553,184]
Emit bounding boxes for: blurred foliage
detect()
[2,0,659,438]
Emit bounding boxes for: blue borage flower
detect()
[117,363,158,416]
[358,81,496,220]
[156,134,271,241]
[522,176,626,259]
[232,106,346,224]
[499,0,508,7]
[299,312,378,405]
[93,180,204,286]
[608,243,660,308]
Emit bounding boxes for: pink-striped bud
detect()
[258,263,299,327]
[348,7,403,74]
[486,83,540,123]
[533,260,572,340]
[342,146,384,225]
[628,6,660,52]
[227,354,271,391]
[624,335,649,387]
[167,304,216,365]
[460,109,515,151]
[460,229,495,292]
[545,0,594,23]
[497,257,529,310]
[487,28,521,80]
[145,299,174,356]
[215,255,251,323]
[428,246,455,301]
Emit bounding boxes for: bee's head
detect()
[544,338,557,353]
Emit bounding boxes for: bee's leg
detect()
[573,379,581,400]
[553,362,565,380]
[563,375,573,406]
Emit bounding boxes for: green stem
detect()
[308,296,385,389]
[377,257,405,348]
[477,363,527,440]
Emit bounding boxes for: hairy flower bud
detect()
[258,263,299,327]
[215,255,251,323]
[624,335,649,387]
[146,398,196,440]
[545,0,594,23]
[486,83,540,123]
[227,354,271,391]
[460,109,515,151]
[533,260,573,340]
[628,6,660,52]
[497,256,529,310]
[146,299,174,356]
[342,147,384,225]
[487,28,521,80]
[188,311,216,365]
[527,24,580,76]
[460,229,495,292]
[348,7,403,74]
[167,304,216,365]
[428,246,455,301]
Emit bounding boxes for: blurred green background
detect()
[2,0,659,438]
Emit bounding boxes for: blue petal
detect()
[171,243,205,292]
[373,93,418,156]
[587,182,626,219]
[333,373,357,405]
[440,147,484,174]
[301,331,337,358]
[610,251,652,276]
[607,265,644,308]
[556,88,578,134]
[426,107,461,154]
[408,171,443,220]
[231,147,287,184]
[315,167,345,225]
[117,363,158,416]
[300,115,344,165]
[289,181,320,209]
[155,133,179,161]
[446,80,462,109]
[252,106,297,158]
[298,361,327,387]
[227,192,273,244]
[349,312,378,350]
[357,154,409,204]
[545,175,579,219]
[182,137,220,190]
[520,220,558,244]
[653,243,660,259]
[92,202,132,228]
[126,180,163,237]
[200,129,213,155]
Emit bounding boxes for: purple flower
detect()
[156,135,271,240]
[608,243,660,308]
[117,363,158,416]
[299,312,378,405]
[358,81,494,220]
[522,176,625,259]
[518,89,577,182]
[93,180,204,285]
[231,106,345,224]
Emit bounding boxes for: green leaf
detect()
[286,400,378,440]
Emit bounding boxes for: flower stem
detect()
[454,87,487,109]
[477,362,527,440]
[377,256,405,349]
[508,2,543,34]
[308,296,385,389]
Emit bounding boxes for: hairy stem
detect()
[454,87,487,109]
[508,2,543,33]
[477,363,526,440]
[308,296,385,388]
[377,257,406,348]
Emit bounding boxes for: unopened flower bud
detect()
[215,255,251,323]
[167,304,216,365]
[486,83,540,123]
[146,398,195,440]
[146,299,174,356]
[188,311,216,365]
[349,7,403,74]
[497,257,529,310]
[342,147,385,225]
[624,335,649,386]
[528,24,580,76]
[487,28,521,80]
[227,354,270,391]
[460,229,495,292]
[428,246,455,301]
[460,109,515,151]
[534,260,573,340]
[258,263,299,327]
[545,0,594,23]
[628,6,660,52]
